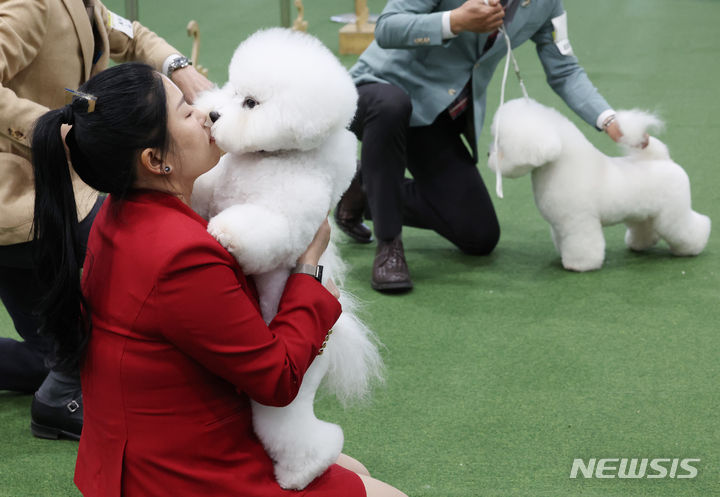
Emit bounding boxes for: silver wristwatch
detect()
[291,263,323,283]
[166,56,192,78]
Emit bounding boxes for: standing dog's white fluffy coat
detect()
[488,98,710,271]
[192,28,382,489]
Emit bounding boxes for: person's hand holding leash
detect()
[450,0,505,34]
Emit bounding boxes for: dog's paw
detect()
[560,243,605,271]
[561,258,603,272]
[625,221,660,252]
[207,204,295,273]
[275,463,327,491]
[556,225,606,272]
[665,212,711,257]
[207,211,239,252]
[272,421,344,490]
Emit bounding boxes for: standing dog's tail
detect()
[616,110,669,160]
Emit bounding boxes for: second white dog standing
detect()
[192,28,383,489]
[488,98,711,271]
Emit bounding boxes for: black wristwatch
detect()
[166,56,192,78]
[292,263,323,283]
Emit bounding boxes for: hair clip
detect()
[64,88,97,113]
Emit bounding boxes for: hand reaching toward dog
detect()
[295,219,340,298]
[325,278,341,299]
[450,0,505,34]
[297,218,332,267]
[605,120,649,148]
[604,120,623,143]
[170,65,214,104]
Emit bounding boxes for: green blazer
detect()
[350,0,611,154]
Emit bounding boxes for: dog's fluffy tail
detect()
[321,235,349,288]
[616,110,669,160]
[317,241,384,406]
[322,291,385,407]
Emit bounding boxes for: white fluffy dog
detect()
[192,28,383,489]
[488,98,711,271]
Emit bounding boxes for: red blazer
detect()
[75,191,364,497]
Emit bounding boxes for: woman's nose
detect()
[209,111,221,123]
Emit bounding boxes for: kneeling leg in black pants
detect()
[347,82,499,291]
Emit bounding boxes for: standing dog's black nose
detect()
[209,111,221,123]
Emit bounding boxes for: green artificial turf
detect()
[1,0,718,496]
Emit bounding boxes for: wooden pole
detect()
[186,21,209,77]
[292,0,308,31]
[339,0,375,55]
[280,0,291,27]
[124,0,138,21]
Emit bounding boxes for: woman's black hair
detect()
[31,62,169,371]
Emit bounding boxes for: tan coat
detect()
[0,0,179,244]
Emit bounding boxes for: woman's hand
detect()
[296,218,331,267]
[325,278,341,299]
[170,66,214,104]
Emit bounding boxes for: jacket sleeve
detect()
[0,0,51,147]
[153,244,341,407]
[96,1,179,71]
[374,0,446,49]
[531,2,611,129]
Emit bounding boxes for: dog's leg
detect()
[251,354,344,490]
[656,210,711,256]
[625,219,660,252]
[207,204,293,274]
[550,226,561,253]
[253,268,292,323]
[555,220,606,271]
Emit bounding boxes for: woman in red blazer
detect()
[31,63,406,497]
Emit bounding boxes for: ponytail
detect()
[30,62,169,370]
[31,106,88,371]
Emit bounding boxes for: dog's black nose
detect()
[209,111,221,123]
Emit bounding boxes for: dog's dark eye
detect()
[243,97,258,109]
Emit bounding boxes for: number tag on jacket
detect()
[551,11,573,56]
[107,11,134,39]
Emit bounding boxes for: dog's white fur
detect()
[488,98,711,271]
[192,28,383,489]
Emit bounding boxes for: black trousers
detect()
[350,82,500,254]
[0,196,104,393]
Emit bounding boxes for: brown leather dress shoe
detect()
[334,171,373,244]
[372,236,413,292]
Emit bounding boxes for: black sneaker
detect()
[30,394,83,441]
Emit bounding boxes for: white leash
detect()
[485,0,529,198]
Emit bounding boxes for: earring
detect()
[164,166,171,174]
